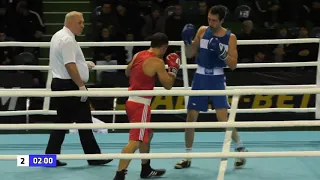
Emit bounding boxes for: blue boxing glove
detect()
[208,37,228,60]
[181,24,196,45]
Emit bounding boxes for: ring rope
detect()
[0,61,317,70]
[0,88,318,97]
[0,120,319,130]
[0,84,315,91]
[0,108,314,116]
[0,38,318,47]
[0,151,320,160]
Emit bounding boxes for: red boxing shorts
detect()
[125,100,152,143]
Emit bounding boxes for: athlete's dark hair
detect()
[150,32,169,48]
[209,5,227,21]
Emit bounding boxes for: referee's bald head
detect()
[64,11,84,35]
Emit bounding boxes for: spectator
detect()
[272,27,291,62]
[119,1,145,40]
[164,4,185,53]
[165,4,185,40]
[94,27,117,64]
[237,20,261,40]
[4,0,45,42]
[286,27,318,63]
[92,1,119,38]
[190,1,208,29]
[123,32,144,64]
[93,27,119,87]
[253,51,266,63]
[152,0,171,11]
[254,0,281,28]
[0,0,8,23]
[0,31,15,66]
[309,0,320,27]
[120,0,141,18]
[237,20,263,63]
[297,0,320,27]
[26,0,44,17]
[141,7,165,40]
[3,0,44,60]
[115,4,134,39]
[234,4,254,22]
[278,0,298,23]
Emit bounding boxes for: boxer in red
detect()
[113,32,181,180]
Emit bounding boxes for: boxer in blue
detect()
[174,5,247,169]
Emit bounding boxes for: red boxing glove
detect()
[165,53,181,77]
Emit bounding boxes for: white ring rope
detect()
[1,151,320,160]
[0,84,315,91]
[0,84,314,116]
[0,38,318,47]
[0,88,318,97]
[0,108,314,116]
[0,120,319,130]
[0,61,317,70]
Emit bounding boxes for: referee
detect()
[45,11,112,166]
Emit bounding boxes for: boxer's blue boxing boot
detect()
[140,160,166,178]
[174,159,191,169]
[234,146,247,169]
[174,148,192,169]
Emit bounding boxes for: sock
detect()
[186,148,192,160]
[116,169,126,176]
[117,169,126,173]
[235,141,244,149]
[186,148,192,153]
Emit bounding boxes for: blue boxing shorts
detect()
[187,66,230,112]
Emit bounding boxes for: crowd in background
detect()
[90,0,319,65]
[0,0,44,87]
[0,0,319,89]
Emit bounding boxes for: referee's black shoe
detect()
[56,159,113,167]
[56,160,67,167]
[88,159,113,166]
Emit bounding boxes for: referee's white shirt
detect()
[49,26,89,82]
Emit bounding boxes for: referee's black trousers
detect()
[45,78,101,158]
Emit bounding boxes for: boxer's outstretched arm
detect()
[225,34,238,70]
[153,58,175,90]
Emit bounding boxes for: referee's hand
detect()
[79,86,88,102]
[86,61,95,69]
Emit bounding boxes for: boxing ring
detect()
[0,38,319,180]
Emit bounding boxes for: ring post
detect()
[42,71,53,112]
[180,43,190,108]
[316,39,320,119]
[25,97,30,132]
[217,95,240,180]
[111,97,118,131]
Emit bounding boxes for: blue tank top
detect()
[196,27,231,69]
